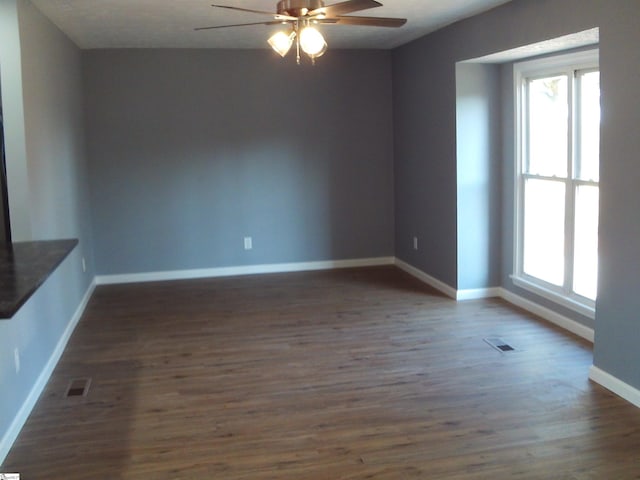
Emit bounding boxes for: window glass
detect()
[573,185,599,300]
[576,71,600,182]
[523,178,565,286]
[527,75,568,178]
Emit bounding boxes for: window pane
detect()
[573,185,599,300]
[527,75,568,177]
[523,179,565,286]
[576,71,600,181]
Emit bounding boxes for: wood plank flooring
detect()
[3,266,640,478]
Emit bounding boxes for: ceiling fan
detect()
[196,0,407,64]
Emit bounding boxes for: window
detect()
[513,50,599,318]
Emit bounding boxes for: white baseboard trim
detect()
[95,257,396,285]
[392,260,594,343]
[456,287,501,301]
[394,259,457,299]
[0,279,96,465]
[393,260,501,301]
[498,288,595,343]
[589,365,640,408]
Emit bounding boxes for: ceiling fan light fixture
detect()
[299,26,327,57]
[202,1,407,65]
[268,30,295,57]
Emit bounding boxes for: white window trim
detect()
[512,49,599,320]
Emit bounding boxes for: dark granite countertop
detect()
[0,239,78,318]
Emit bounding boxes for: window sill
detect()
[510,274,595,320]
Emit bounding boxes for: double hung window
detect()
[513,50,600,317]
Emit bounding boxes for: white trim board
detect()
[392,260,594,343]
[456,287,501,301]
[498,288,594,343]
[510,275,595,320]
[394,259,457,299]
[95,257,396,285]
[393,262,639,406]
[589,366,640,409]
[0,279,97,464]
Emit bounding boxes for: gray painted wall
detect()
[456,63,502,290]
[393,0,640,389]
[592,2,640,391]
[0,0,94,456]
[84,49,394,275]
[392,37,458,287]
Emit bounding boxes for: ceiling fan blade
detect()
[195,20,287,31]
[326,15,407,27]
[309,0,382,18]
[211,4,297,21]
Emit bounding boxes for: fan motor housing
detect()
[277,0,324,16]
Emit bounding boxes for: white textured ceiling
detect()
[30,0,513,50]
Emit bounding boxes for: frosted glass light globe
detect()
[299,27,327,57]
[268,31,294,57]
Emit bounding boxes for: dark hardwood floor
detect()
[3,266,639,478]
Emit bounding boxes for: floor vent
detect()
[66,378,91,398]
[484,337,517,353]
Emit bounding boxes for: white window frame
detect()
[512,49,599,319]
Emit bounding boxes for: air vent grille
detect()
[484,337,517,353]
[65,378,91,398]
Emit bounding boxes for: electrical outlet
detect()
[81,257,87,273]
[14,347,20,373]
[244,237,253,250]
[413,236,419,250]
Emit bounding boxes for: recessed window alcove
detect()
[454,28,599,308]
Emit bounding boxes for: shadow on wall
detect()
[455,62,503,292]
